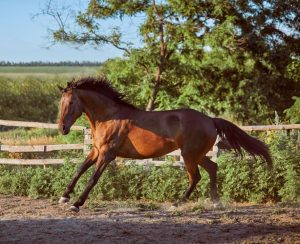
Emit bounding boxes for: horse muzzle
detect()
[59,124,70,135]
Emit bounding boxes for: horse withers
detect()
[57,77,272,213]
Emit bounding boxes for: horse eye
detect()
[70,101,74,105]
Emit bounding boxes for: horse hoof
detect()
[58,197,70,204]
[69,205,80,213]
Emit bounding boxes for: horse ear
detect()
[57,85,64,92]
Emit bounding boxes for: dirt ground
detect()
[0,195,299,244]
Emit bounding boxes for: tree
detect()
[38,0,232,111]
[39,0,300,123]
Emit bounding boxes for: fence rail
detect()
[0,158,66,166]
[0,119,85,131]
[1,119,300,166]
[240,124,300,131]
[0,144,84,153]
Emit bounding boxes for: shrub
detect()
[0,76,64,122]
[0,165,35,196]
[0,131,299,203]
[217,130,300,203]
[29,167,56,198]
[284,96,300,123]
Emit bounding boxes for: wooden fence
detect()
[0,120,85,166]
[0,119,300,167]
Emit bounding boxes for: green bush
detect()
[217,130,300,203]
[0,131,299,203]
[270,131,300,202]
[0,165,35,196]
[284,96,300,123]
[0,76,92,131]
[0,76,65,122]
[29,167,56,198]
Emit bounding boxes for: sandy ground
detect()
[0,195,299,244]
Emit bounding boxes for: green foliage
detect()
[40,0,300,123]
[55,130,84,144]
[284,96,300,123]
[0,165,35,196]
[0,131,299,203]
[218,154,277,202]
[0,127,84,148]
[138,164,187,201]
[269,131,300,202]
[0,76,64,122]
[0,75,91,128]
[51,158,80,197]
[28,167,56,198]
[98,57,152,109]
[218,130,300,203]
[0,128,57,143]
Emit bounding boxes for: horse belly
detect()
[117,128,178,159]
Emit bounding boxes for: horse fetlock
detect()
[58,196,70,204]
[69,205,80,213]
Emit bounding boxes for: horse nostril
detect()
[62,125,66,132]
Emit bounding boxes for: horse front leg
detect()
[69,147,116,213]
[58,148,98,204]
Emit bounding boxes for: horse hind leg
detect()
[177,154,201,205]
[199,157,222,208]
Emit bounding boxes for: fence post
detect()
[83,128,91,155]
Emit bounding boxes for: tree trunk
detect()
[146,0,166,111]
[146,80,160,111]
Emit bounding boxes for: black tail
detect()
[213,118,272,167]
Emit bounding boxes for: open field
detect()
[0,195,299,243]
[0,66,98,77]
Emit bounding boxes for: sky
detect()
[0,0,142,62]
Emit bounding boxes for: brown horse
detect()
[57,77,272,212]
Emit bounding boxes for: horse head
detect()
[57,85,83,135]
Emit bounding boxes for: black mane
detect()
[65,77,135,108]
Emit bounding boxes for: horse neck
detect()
[76,89,120,130]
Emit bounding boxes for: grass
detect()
[0,128,84,145]
[0,66,99,77]
[0,128,57,145]
[0,127,84,159]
